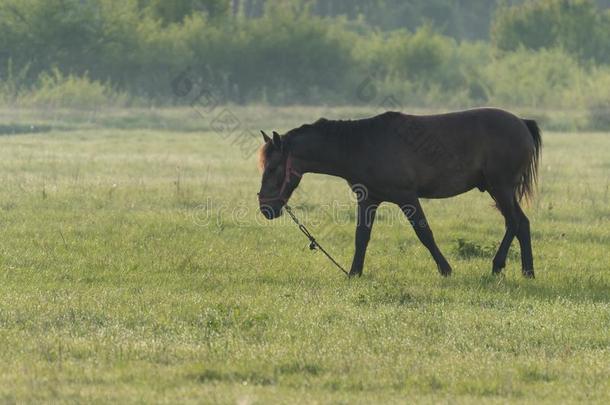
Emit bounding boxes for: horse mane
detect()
[257,141,271,171]
[258,123,320,170]
[284,116,374,141]
[259,112,398,170]
[305,113,398,137]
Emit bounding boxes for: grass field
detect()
[0,107,609,403]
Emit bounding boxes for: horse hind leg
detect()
[489,186,521,275]
[515,202,535,278]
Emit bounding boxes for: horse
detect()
[257,108,541,278]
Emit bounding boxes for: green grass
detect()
[0,108,609,403]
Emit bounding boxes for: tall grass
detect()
[23,69,129,110]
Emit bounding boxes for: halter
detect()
[258,155,302,204]
[257,155,349,277]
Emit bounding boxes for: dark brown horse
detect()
[257,108,541,278]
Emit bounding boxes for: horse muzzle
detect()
[259,203,283,220]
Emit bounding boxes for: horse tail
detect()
[517,119,542,204]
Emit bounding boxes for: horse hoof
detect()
[492,265,504,275]
[523,269,535,278]
[348,270,362,278]
[438,265,452,277]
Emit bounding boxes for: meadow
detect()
[0,107,608,403]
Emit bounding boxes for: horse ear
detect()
[272,131,282,151]
[261,130,271,143]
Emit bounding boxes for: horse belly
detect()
[416,170,483,199]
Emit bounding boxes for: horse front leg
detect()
[399,196,452,276]
[349,198,378,277]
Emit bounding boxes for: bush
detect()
[143,0,229,25]
[0,0,608,112]
[491,0,610,64]
[585,68,610,130]
[373,26,458,88]
[0,60,30,106]
[484,48,583,108]
[226,9,355,103]
[352,26,487,107]
[0,0,107,82]
[22,69,127,109]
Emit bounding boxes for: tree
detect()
[141,0,230,24]
[491,0,610,63]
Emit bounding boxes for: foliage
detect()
[142,0,230,25]
[0,0,609,116]
[22,68,127,109]
[222,8,355,103]
[492,0,610,63]
[0,0,106,80]
[585,68,610,129]
[0,59,29,105]
[305,0,512,40]
[484,48,583,108]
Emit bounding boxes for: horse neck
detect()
[289,131,349,178]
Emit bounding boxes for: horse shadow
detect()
[443,268,610,304]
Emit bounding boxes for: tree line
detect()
[0,0,609,125]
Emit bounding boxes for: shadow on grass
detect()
[341,263,609,306]
[449,271,610,304]
[192,361,322,386]
[240,255,609,305]
[0,123,53,135]
[453,238,518,260]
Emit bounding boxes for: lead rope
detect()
[284,205,349,277]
